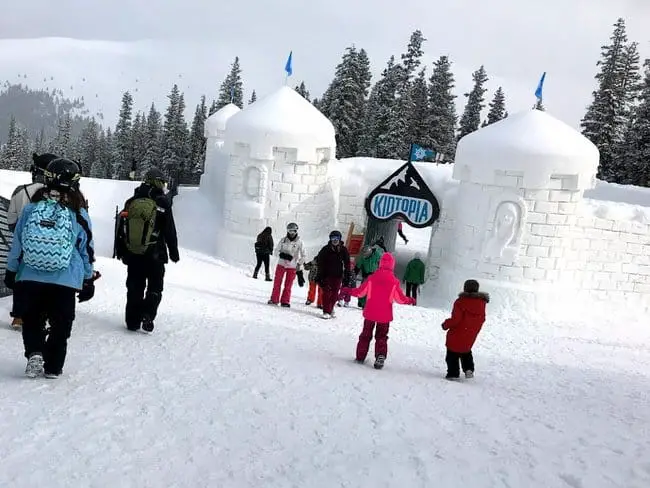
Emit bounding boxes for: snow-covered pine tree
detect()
[208,100,219,116]
[114,91,134,179]
[620,59,650,187]
[427,55,458,160]
[457,65,489,140]
[483,86,507,126]
[215,57,244,110]
[320,46,372,158]
[162,85,189,182]
[581,18,641,182]
[34,127,47,154]
[51,114,72,158]
[131,112,148,177]
[188,95,207,183]
[248,90,257,104]
[295,82,311,101]
[408,68,429,149]
[1,115,30,170]
[77,119,100,177]
[99,127,118,179]
[141,103,163,178]
[90,128,106,178]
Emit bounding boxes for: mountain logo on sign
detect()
[364,162,440,229]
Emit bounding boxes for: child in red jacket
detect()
[441,279,489,380]
[342,253,415,370]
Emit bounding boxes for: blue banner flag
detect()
[535,72,546,100]
[285,51,293,77]
[410,143,442,162]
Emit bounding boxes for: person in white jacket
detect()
[7,152,59,329]
[268,222,306,307]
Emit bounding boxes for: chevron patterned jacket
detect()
[6,204,95,291]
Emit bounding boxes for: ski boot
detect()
[142,316,155,333]
[373,355,385,370]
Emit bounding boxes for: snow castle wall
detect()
[425,109,650,313]
[216,87,337,264]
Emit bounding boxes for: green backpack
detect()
[124,197,159,255]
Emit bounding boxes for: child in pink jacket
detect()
[341,252,415,370]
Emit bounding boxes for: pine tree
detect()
[78,119,100,177]
[215,57,244,109]
[90,129,106,178]
[131,112,148,177]
[188,95,208,183]
[483,86,507,126]
[208,100,219,116]
[620,59,650,186]
[581,18,642,182]
[51,114,72,157]
[295,82,311,101]
[1,115,30,170]
[426,56,458,159]
[95,128,117,179]
[458,65,489,140]
[408,68,429,148]
[34,127,47,154]
[162,84,189,182]
[114,91,134,179]
[248,90,257,104]
[141,103,163,177]
[320,46,372,158]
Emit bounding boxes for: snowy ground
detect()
[1,173,649,487]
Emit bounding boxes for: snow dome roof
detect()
[224,86,335,161]
[453,109,600,189]
[204,103,241,138]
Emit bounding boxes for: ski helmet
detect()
[31,152,59,182]
[44,158,82,191]
[144,167,168,190]
[287,222,299,232]
[329,230,342,241]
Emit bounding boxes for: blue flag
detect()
[535,72,546,100]
[285,51,293,77]
[410,143,441,162]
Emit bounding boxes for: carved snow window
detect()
[244,166,263,201]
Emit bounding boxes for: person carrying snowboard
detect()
[314,230,350,319]
[441,279,490,380]
[115,168,179,332]
[403,253,426,305]
[3,158,96,378]
[341,252,414,369]
[253,226,273,281]
[6,152,59,329]
[268,222,305,307]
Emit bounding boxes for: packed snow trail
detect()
[1,252,649,488]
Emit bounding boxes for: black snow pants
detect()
[125,258,165,330]
[445,349,475,378]
[21,281,76,375]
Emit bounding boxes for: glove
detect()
[441,323,447,330]
[3,270,16,290]
[296,269,305,287]
[77,278,95,303]
[170,251,180,263]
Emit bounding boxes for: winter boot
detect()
[268,300,278,305]
[373,355,386,370]
[464,370,474,379]
[44,370,61,379]
[445,374,460,380]
[142,316,155,333]
[281,303,291,308]
[265,274,272,282]
[337,301,343,307]
[25,353,44,378]
[321,313,331,320]
[252,272,258,279]
[11,317,22,329]
[305,300,312,306]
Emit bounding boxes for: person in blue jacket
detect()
[3,158,96,379]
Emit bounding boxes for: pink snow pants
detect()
[270,264,297,305]
[356,320,390,361]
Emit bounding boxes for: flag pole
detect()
[407,143,414,165]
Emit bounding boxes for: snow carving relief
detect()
[243,165,268,204]
[483,196,526,264]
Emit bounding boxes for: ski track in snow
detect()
[0,254,648,488]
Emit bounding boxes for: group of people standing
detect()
[3,153,179,379]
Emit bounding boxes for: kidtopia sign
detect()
[0,196,12,298]
[364,162,440,228]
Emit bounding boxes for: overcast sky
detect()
[0,0,649,128]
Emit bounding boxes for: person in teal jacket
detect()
[403,253,426,305]
[354,245,384,308]
[4,158,96,379]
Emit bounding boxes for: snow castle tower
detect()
[202,103,241,177]
[430,109,599,308]
[217,86,337,264]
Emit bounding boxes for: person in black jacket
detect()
[253,227,273,281]
[315,230,350,319]
[114,168,179,332]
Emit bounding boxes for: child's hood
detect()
[378,252,395,271]
[457,292,490,315]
